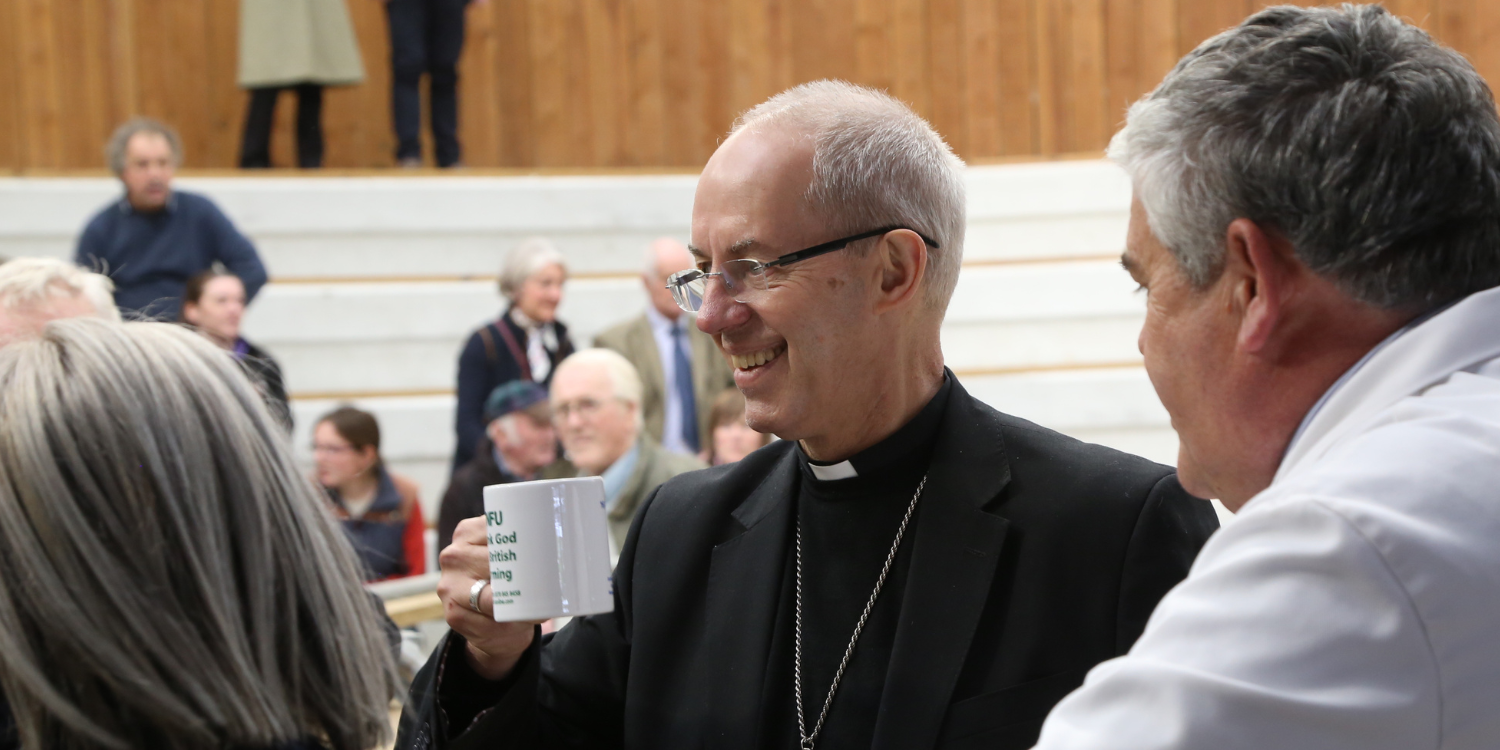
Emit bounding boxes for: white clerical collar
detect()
[807,460,858,481]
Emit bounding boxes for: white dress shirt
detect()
[645,305,694,455]
[1033,284,1500,750]
[508,307,559,383]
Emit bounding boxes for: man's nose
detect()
[695,275,749,335]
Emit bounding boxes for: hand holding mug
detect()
[437,517,539,680]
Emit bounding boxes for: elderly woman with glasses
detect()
[453,237,576,471]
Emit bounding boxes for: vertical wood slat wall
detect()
[0,0,1473,171]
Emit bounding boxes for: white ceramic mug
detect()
[482,476,615,622]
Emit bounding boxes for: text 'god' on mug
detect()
[482,476,615,622]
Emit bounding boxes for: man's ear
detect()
[873,229,928,313]
[1224,218,1291,354]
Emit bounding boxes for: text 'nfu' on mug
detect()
[482,476,615,622]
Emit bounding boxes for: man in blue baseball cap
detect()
[437,381,556,549]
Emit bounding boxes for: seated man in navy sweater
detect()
[75,118,267,320]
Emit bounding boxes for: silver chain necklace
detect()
[794,474,927,750]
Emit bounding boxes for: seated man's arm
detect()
[397,492,652,749]
[1033,500,1437,749]
[205,203,268,301]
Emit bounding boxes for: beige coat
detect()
[604,437,706,553]
[238,0,365,88]
[593,313,736,449]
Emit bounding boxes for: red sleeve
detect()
[404,500,428,576]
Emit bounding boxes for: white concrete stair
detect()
[0,161,1213,525]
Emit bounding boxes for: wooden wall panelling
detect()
[1441,0,1500,91]
[1176,0,1249,56]
[961,0,1004,159]
[994,0,1038,157]
[657,0,693,166]
[460,1,503,168]
[9,0,1500,171]
[323,0,394,168]
[204,0,243,167]
[494,0,537,167]
[623,0,666,166]
[16,0,62,168]
[890,0,931,117]
[528,0,583,165]
[0,1,27,168]
[1103,0,1178,135]
[1036,0,1110,154]
[856,0,896,95]
[696,0,732,160]
[58,0,110,168]
[579,0,621,165]
[791,0,858,88]
[925,0,967,157]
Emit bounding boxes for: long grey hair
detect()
[0,319,394,749]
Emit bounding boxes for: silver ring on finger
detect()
[469,579,489,614]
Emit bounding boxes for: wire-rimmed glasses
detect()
[665,226,939,313]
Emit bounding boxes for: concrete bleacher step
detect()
[0,160,1203,522]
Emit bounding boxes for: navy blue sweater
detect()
[75,190,267,319]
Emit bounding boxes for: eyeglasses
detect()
[665,226,939,313]
[552,397,625,423]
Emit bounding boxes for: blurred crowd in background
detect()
[11,115,774,586]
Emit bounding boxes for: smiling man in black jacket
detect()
[398,80,1218,750]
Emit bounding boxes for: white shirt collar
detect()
[644,304,687,334]
[807,460,859,481]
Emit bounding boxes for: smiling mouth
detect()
[730,345,786,370]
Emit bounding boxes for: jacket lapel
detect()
[872,380,1013,750]
[703,448,799,750]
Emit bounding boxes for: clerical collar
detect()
[797,373,953,484]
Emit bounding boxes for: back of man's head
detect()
[1112,4,1500,311]
[729,80,968,314]
[0,258,120,343]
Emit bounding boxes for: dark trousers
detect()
[239,84,325,168]
[386,0,468,167]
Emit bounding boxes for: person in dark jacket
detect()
[396,81,1218,750]
[0,318,392,750]
[75,118,267,320]
[181,268,292,431]
[315,406,428,581]
[438,381,557,550]
[452,237,574,470]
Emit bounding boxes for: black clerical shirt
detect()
[760,375,952,750]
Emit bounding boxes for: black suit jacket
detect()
[399,378,1218,750]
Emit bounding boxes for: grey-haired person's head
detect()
[0,318,394,750]
[730,80,968,312]
[1110,3,1500,311]
[0,257,119,344]
[105,117,183,176]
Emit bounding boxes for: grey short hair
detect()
[0,257,120,322]
[0,319,393,750]
[1110,4,1500,310]
[554,348,645,426]
[498,237,568,300]
[105,117,184,175]
[730,80,967,312]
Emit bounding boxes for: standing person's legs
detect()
[294,84,326,168]
[427,0,468,168]
[239,87,281,168]
[386,0,428,165]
